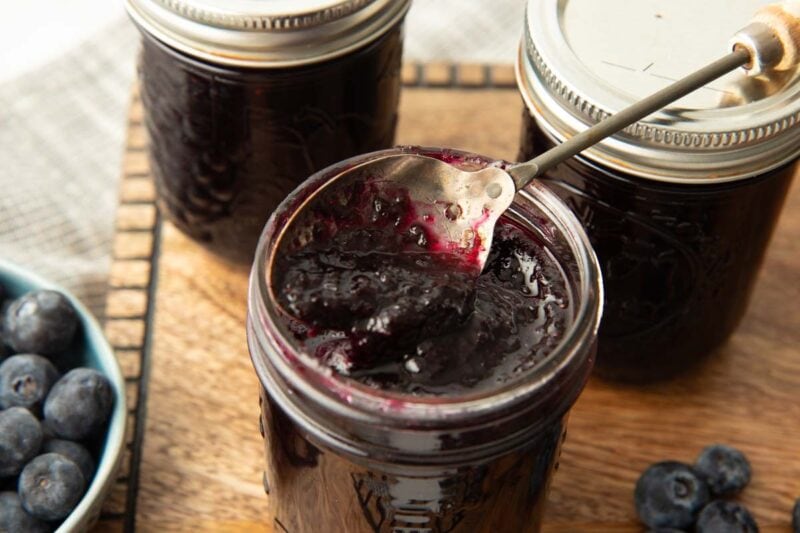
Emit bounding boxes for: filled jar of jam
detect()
[247,147,603,532]
[125,0,410,263]
[517,0,800,382]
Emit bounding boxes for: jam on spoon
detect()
[272,171,573,395]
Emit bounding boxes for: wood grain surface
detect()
[101,69,799,532]
[91,85,159,533]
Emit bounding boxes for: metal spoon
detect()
[274,1,800,272]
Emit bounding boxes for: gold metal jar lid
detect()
[125,0,411,68]
[517,0,800,183]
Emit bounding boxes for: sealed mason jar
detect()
[517,0,800,382]
[247,147,603,532]
[125,0,410,263]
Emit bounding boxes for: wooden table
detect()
[95,64,800,532]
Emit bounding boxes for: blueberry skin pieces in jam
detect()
[251,148,600,533]
[138,26,404,264]
[274,181,573,396]
[519,112,794,382]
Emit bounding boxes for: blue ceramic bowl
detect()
[0,259,127,532]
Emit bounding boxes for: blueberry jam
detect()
[138,24,404,264]
[520,113,795,382]
[250,148,601,533]
[273,179,572,395]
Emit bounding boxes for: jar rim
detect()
[516,0,800,183]
[248,146,603,431]
[125,0,410,68]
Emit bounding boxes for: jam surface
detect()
[273,179,572,395]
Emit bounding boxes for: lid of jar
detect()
[125,0,410,68]
[517,0,800,183]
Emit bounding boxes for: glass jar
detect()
[517,0,800,382]
[125,0,410,264]
[247,147,603,532]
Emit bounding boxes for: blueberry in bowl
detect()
[0,260,126,532]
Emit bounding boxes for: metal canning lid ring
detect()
[125,0,411,68]
[517,0,800,183]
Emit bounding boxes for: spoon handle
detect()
[508,0,800,191]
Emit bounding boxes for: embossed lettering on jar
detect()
[517,0,800,382]
[126,0,410,263]
[247,148,603,532]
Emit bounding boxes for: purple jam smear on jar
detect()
[273,174,572,396]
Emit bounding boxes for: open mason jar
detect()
[517,0,800,382]
[125,0,410,264]
[247,147,602,532]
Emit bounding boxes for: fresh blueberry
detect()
[792,498,800,533]
[44,368,113,440]
[634,461,709,529]
[0,354,60,412]
[696,500,758,532]
[0,407,43,478]
[695,444,752,497]
[0,291,10,362]
[18,453,85,521]
[42,439,94,483]
[3,290,79,356]
[0,491,51,533]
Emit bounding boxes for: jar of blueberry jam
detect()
[125,0,410,263]
[247,147,602,532]
[517,0,800,382]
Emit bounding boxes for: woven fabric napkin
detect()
[0,20,137,318]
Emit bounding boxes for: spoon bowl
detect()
[272,153,516,271]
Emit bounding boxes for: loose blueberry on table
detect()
[634,461,710,529]
[635,444,764,532]
[0,284,114,532]
[695,500,759,533]
[695,444,752,497]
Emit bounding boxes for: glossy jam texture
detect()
[251,149,599,532]
[272,177,572,395]
[519,112,795,382]
[139,26,404,263]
